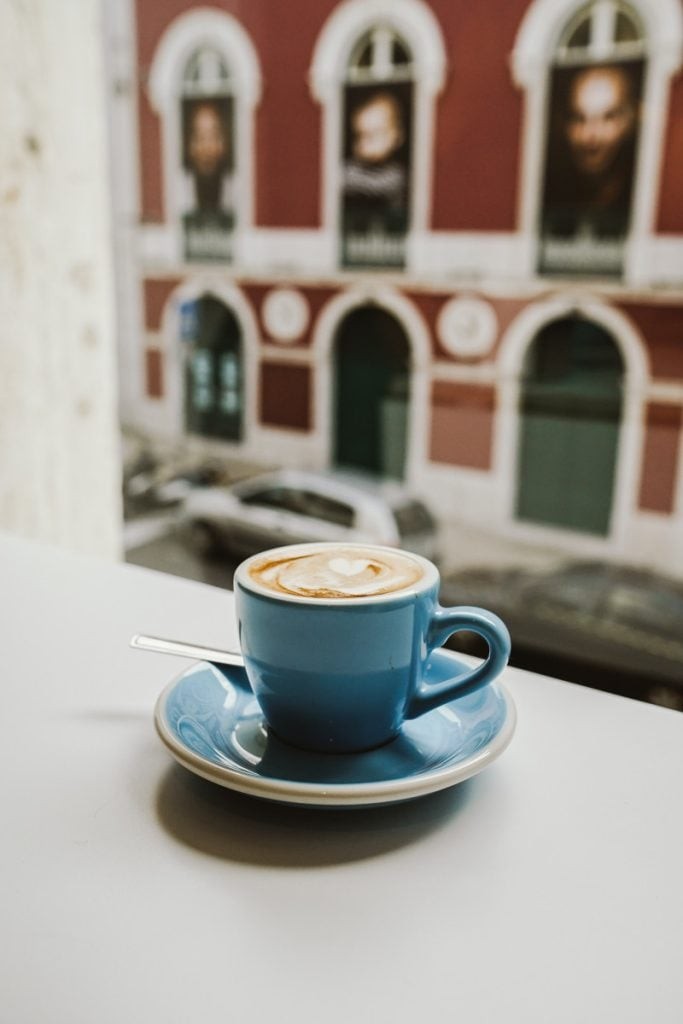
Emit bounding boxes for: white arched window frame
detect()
[511,0,683,284]
[310,0,446,272]
[147,9,262,265]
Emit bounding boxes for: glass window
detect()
[340,25,414,270]
[298,491,355,528]
[185,296,243,442]
[538,1,646,278]
[240,488,288,511]
[180,47,235,263]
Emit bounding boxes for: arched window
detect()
[148,10,261,266]
[512,0,682,284]
[179,47,235,262]
[184,295,244,442]
[310,0,446,273]
[340,27,414,269]
[539,1,646,277]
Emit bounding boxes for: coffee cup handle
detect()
[406,606,511,719]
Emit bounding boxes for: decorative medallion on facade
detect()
[262,288,311,343]
[437,297,498,359]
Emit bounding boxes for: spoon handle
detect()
[130,633,244,667]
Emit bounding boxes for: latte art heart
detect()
[249,545,424,599]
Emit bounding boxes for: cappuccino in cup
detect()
[234,542,511,753]
[248,545,424,599]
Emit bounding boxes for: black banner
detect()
[539,61,643,277]
[340,83,412,269]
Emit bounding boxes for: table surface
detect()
[2,533,683,1024]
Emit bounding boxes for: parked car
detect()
[177,468,439,563]
[439,560,683,708]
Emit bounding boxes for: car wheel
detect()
[187,520,220,558]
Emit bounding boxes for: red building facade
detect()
[125,0,683,573]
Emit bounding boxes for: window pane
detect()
[354,38,373,68]
[565,12,591,49]
[241,488,286,510]
[615,9,641,42]
[392,39,410,65]
[298,491,355,527]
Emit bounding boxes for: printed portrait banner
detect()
[340,81,413,269]
[181,96,235,263]
[538,60,643,277]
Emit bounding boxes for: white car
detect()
[178,468,440,563]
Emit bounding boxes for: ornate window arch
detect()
[148,9,262,265]
[310,0,446,272]
[511,0,683,283]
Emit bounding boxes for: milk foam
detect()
[249,546,423,598]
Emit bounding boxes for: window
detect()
[184,296,243,441]
[180,47,235,263]
[147,9,261,266]
[537,1,646,277]
[298,491,355,528]
[240,488,289,511]
[340,26,414,270]
[310,0,446,274]
[240,487,355,527]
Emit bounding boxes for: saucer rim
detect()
[154,658,516,807]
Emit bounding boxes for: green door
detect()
[515,317,623,535]
[333,305,410,479]
[185,296,243,441]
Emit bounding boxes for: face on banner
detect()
[539,61,643,276]
[340,83,412,269]
[181,97,235,263]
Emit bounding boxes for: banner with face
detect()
[538,61,643,277]
[340,82,413,269]
[181,97,235,263]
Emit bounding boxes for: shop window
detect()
[538,1,646,278]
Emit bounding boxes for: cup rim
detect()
[234,542,439,605]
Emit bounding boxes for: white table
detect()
[2,533,682,1023]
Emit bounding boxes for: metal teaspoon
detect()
[130,633,244,667]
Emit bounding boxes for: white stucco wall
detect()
[0,0,122,558]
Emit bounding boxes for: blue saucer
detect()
[154,649,516,807]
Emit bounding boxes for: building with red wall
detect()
[117,0,683,575]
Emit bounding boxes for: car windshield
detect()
[241,486,354,527]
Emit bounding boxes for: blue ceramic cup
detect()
[235,543,510,754]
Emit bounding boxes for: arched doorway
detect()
[184,295,243,441]
[333,304,410,479]
[515,315,624,535]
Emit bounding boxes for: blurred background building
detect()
[109,0,683,578]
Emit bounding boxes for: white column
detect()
[0,0,122,559]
